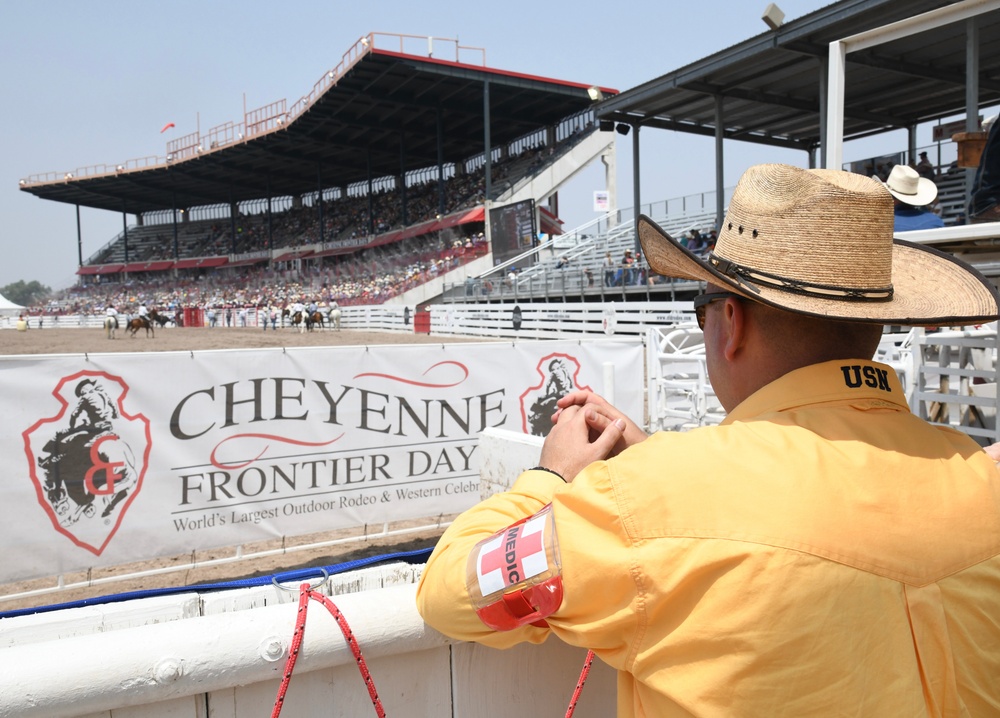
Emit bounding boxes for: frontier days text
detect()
[169,377,504,506]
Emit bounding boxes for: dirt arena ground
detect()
[0,325,468,613]
[0,324,471,355]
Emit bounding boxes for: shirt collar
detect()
[724,359,909,424]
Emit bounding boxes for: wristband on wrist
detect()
[529,465,566,482]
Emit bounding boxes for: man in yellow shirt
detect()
[416,164,1000,716]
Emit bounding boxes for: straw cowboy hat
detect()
[883,163,938,206]
[638,163,999,326]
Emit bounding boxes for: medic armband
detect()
[466,503,564,631]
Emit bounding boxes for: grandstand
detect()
[19,32,617,312]
[18,5,1000,316]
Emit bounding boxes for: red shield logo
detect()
[518,353,592,436]
[23,371,151,555]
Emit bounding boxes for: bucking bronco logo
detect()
[518,353,592,436]
[23,371,151,555]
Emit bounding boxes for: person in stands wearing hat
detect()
[883,163,944,231]
[914,150,936,182]
[417,164,1000,716]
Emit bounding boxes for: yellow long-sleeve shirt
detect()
[417,360,1000,716]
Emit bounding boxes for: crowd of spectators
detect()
[40,130,587,318]
[88,142,540,267]
[35,233,488,319]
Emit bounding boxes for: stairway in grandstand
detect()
[468,202,723,301]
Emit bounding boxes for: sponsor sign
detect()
[932,117,981,142]
[6,340,642,583]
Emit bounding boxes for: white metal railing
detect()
[646,324,1000,445]
[912,326,1000,442]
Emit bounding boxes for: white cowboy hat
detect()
[883,164,938,206]
[637,163,999,326]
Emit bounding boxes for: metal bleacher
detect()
[455,203,723,302]
[450,138,986,305]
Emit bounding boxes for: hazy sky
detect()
[0,0,942,290]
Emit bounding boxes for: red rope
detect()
[565,650,595,718]
[271,582,386,718]
[271,582,592,718]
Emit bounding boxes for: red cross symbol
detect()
[479,522,545,589]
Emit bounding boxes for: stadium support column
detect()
[367,150,374,236]
[75,204,82,269]
[965,18,980,211]
[437,110,445,216]
[171,194,179,261]
[602,145,617,230]
[267,174,274,254]
[714,94,725,233]
[400,132,408,227]
[631,123,640,258]
[817,53,827,169]
[317,163,325,245]
[122,199,129,264]
[230,190,238,255]
[484,79,492,203]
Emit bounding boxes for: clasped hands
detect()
[538,391,647,483]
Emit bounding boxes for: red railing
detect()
[21,34,486,188]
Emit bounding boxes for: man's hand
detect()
[538,404,625,483]
[552,391,648,457]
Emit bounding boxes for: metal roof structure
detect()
[19,34,617,215]
[596,0,1000,154]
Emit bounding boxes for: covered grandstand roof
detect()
[595,0,1000,152]
[20,33,617,215]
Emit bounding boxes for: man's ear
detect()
[722,298,748,362]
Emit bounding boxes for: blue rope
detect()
[0,547,433,620]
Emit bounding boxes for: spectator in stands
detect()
[416,163,1000,716]
[883,164,944,231]
[603,252,615,287]
[620,249,636,285]
[686,229,709,256]
[915,151,936,183]
[555,256,570,270]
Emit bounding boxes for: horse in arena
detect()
[305,310,324,331]
[126,315,154,338]
[104,315,118,340]
[286,310,302,333]
[36,425,138,525]
[329,306,342,331]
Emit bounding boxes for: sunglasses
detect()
[693,292,740,330]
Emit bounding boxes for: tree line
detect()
[1,280,51,307]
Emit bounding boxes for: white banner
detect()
[5,340,643,583]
